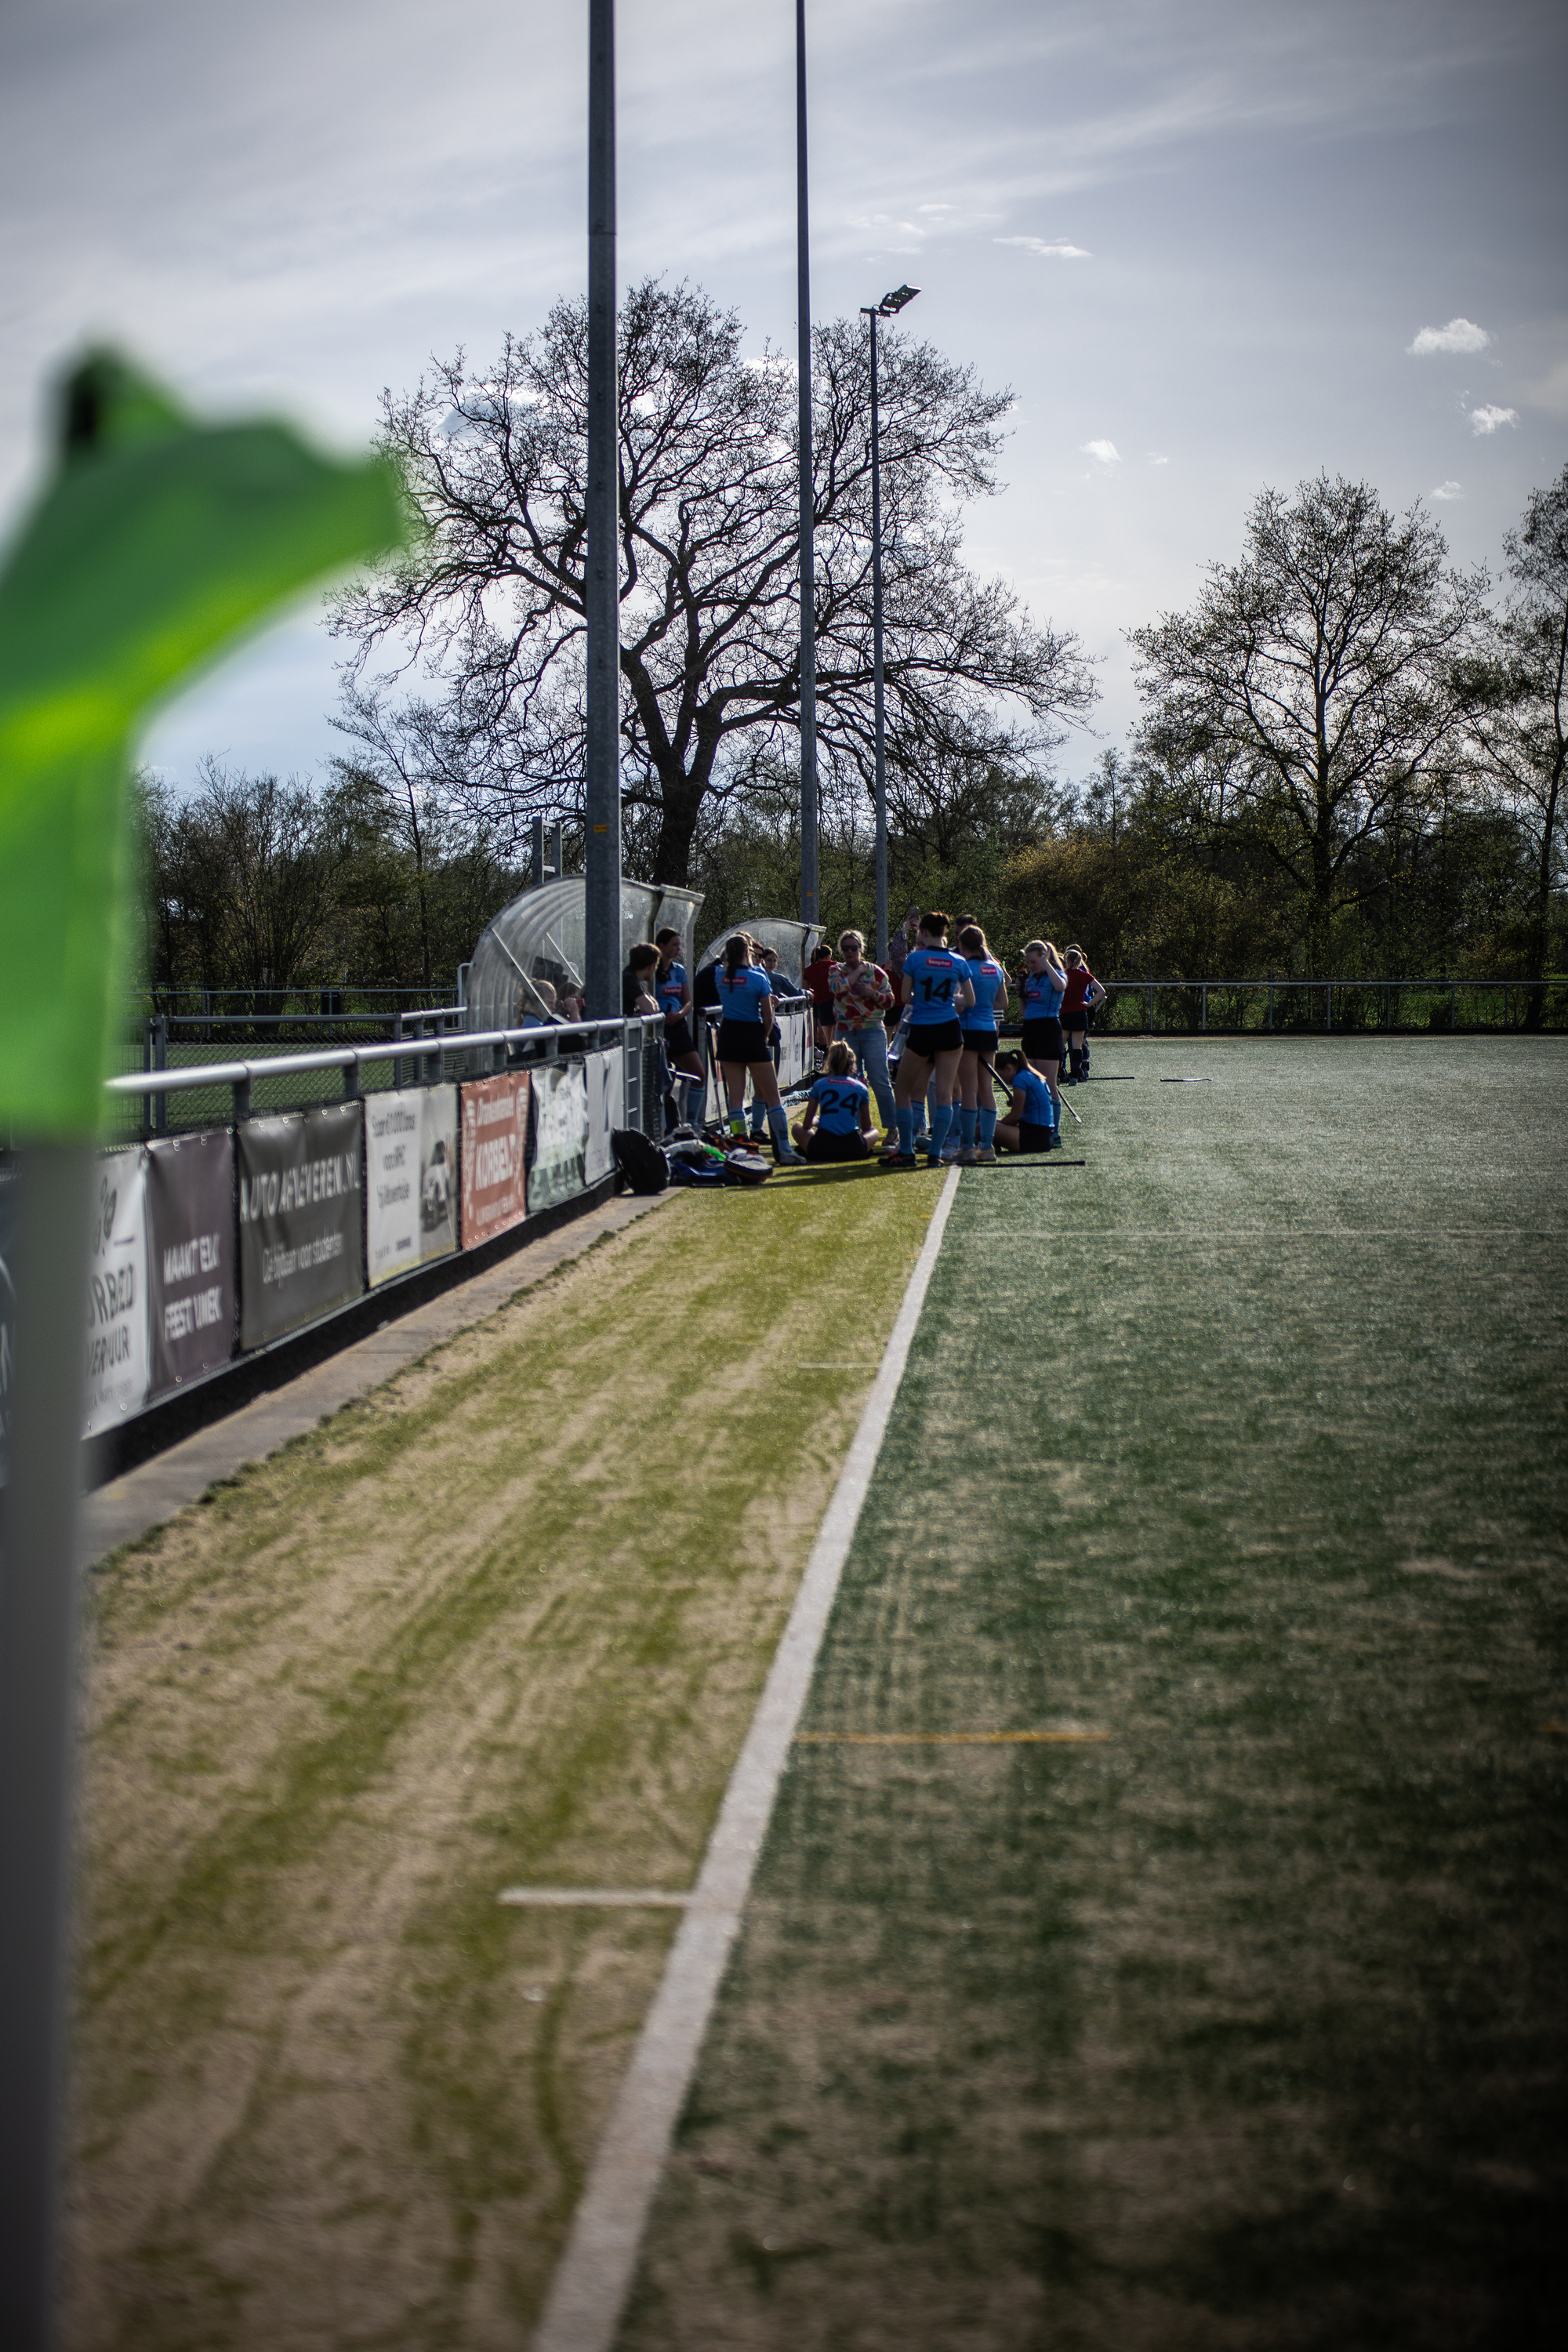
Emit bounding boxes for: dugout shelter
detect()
[466,880,705,1031]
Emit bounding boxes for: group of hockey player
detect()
[705,915,1102,1169]
[638,914,1105,1172]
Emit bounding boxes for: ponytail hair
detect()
[824,1040,855,1076]
[958,924,986,956]
[920,909,950,939]
[724,934,752,975]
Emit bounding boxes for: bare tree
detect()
[168,764,354,997]
[1129,475,1488,967]
[1461,464,1568,1011]
[331,278,1094,885]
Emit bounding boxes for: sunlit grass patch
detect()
[68,1163,942,2352]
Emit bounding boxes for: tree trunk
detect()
[651,770,704,887]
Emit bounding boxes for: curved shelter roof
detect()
[466,880,704,1030]
[695,916,822,983]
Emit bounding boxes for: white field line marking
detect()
[498,1888,693,1908]
[531,1163,962,2352]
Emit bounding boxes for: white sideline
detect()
[531,1164,963,2352]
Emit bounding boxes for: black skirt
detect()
[717,1019,770,1064]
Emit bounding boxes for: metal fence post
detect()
[1326,983,1331,1033]
[1450,985,1456,1031]
[1200,983,1207,1033]
[152,1014,168,1134]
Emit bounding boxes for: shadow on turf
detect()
[771,1159,1087,1184]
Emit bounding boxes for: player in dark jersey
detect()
[1060,946,1105,1083]
[714,935,803,1163]
[793,1040,877,1161]
[888,910,974,1168]
[993,1048,1060,1152]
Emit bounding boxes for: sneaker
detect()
[773,1143,805,1166]
[882,1151,919,1170]
[975,1145,997,1164]
[956,1146,978,1165]
[941,1141,962,1163]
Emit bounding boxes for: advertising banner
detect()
[366,1084,459,1287]
[459,1072,531,1246]
[238,1103,365,1349]
[584,1048,623,1185]
[84,1149,150,1438]
[0,1175,16,1486]
[147,1129,236,1396]
[529,1062,590,1213]
[776,1000,813,1090]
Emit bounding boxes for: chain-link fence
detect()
[1084,979,1568,1037]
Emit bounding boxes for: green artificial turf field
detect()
[623,1037,1568,2352]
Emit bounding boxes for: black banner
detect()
[238,1104,364,1349]
[147,1129,236,1396]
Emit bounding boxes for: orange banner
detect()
[459,1072,531,1246]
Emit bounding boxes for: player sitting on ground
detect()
[793,1040,878,1162]
[994,1048,1060,1154]
[887,910,975,1169]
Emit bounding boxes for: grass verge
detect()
[67,1160,942,2352]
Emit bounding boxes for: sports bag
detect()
[611,1129,670,1195]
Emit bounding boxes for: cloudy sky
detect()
[2,0,1564,792]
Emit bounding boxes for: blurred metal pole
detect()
[531,814,544,889]
[796,0,819,934]
[584,0,622,1017]
[868,307,888,969]
[0,1142,95,2352]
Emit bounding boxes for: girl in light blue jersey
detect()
[889,910,974,1168]
[793,1040,877,1162]
[715,935,803,1163]
[1016,938,1068,1120]
[956,922,1008,1164]
[655,924,705,1099]
[993,1048,1059,1153]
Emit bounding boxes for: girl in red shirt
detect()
[1060,946,1105,1084]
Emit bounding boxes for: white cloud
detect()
[1147,451,1169,466]
[1409,317,1492,357]
[1432,480,1463,500]
[1082,438,1120,463]
[1468,404,1518,434]
[996,234,1091,260]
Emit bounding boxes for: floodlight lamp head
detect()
[878,285,920,315]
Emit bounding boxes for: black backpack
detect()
[611,1129,670,1195]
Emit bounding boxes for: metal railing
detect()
[1084,978,1566,1036]
[107,1016,666,1142]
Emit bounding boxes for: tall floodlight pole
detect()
[860,283,919,969]
[585,0,621,1016]
[796,0,819,935]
